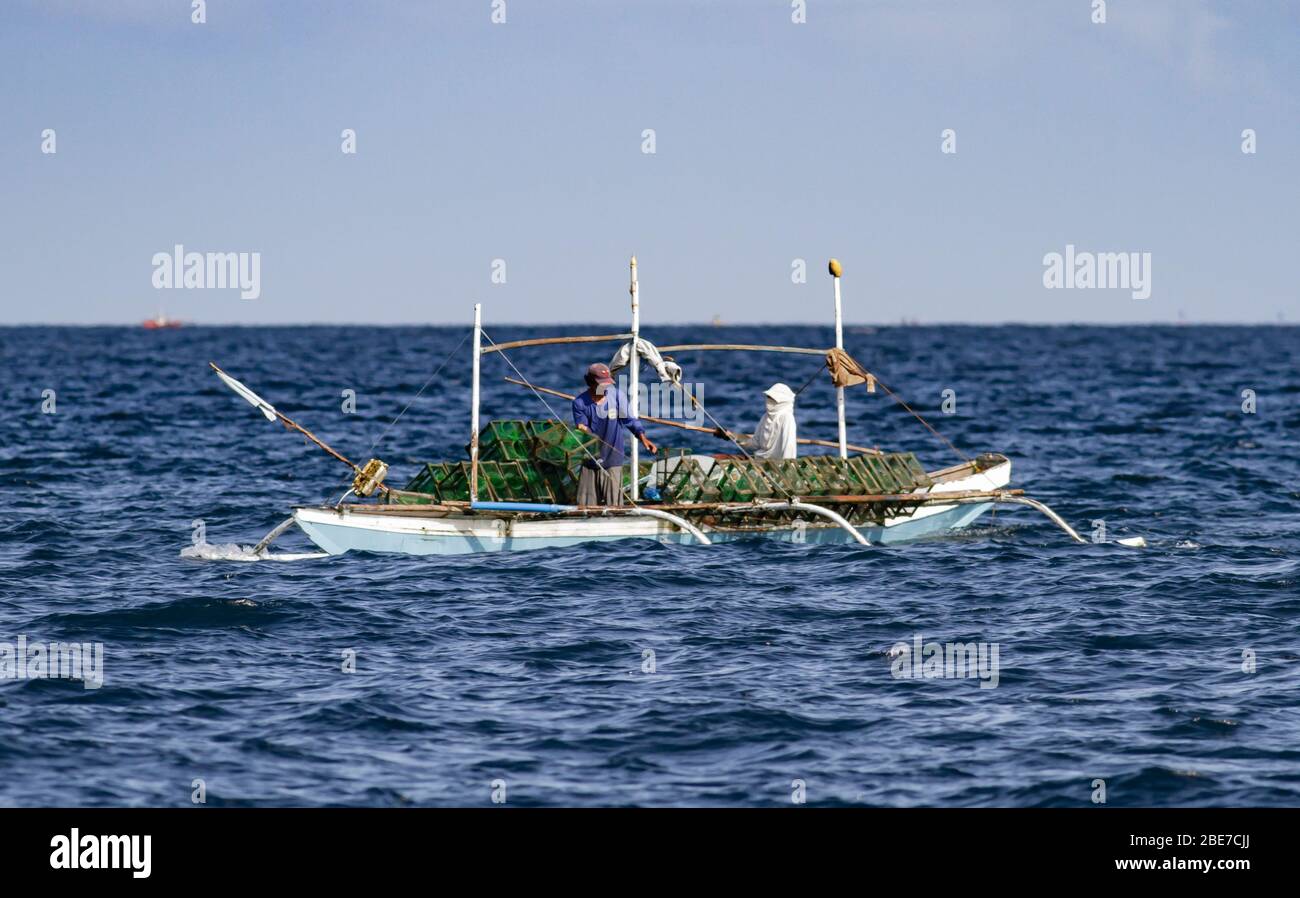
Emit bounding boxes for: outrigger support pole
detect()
[1000,495,1087,543]
[252,516,297,555]
[753,500,870,546]
[469,501,712,546]
[942,494,1145,548]
[618,506,711,545]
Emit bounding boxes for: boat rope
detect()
[823,346,967,462]
[864,374,969,463]
[793,362,828,398]
[365,330,471,456]
[316,329,471,504]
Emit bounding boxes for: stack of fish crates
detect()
[525,419,600,502]
[397,422,935,508]
[398,419,601,504]
[659,452,932,504]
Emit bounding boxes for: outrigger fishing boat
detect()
[209,258,1143,558]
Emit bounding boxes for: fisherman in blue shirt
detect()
[572,363,657,506]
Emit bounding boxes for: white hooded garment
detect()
[747,383,797,460]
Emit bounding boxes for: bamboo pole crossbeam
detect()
[654,343,825,356]
[480,333,634,354]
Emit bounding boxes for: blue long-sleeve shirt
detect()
[571,388,645,469]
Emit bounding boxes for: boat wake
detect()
[180,541,328,563]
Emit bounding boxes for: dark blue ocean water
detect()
[1,324,1297,807]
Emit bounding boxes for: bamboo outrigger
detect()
[209,257,1144,558]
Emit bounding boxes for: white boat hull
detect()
[292,459,1012,556]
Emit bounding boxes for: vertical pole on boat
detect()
[470,302,482,502]
[629,255,640,500]
[830,258,847,458]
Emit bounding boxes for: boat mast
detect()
[629,255,640,500]
[470,302,482,502]
[831,258,847,458]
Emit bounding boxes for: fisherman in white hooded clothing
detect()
[713,383,798,459]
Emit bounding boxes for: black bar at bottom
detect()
[0,807,1281,883]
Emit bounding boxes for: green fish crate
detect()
[718,460,782,502]
[434,462,472,502]
[531,427,600,475]
[662,457,710,503]
[695,468,725,503]
[535,462,579,504]
[713,461,754,502]
[859,455,904,493]
[776,460,812,496]
[402,462,442,495]
[743,460,783,499]
[481,460,536,502]
[472,461,502,501]
[516,462,557,503]
[480,440,533,463]
[469,420,532,463]
[404,462,467,500]
[846,456,886,493]
[791,458,831,496]
[840,457,877,494]
[804,457,853,495]
[485,420,529,443]
[892,452,933,489]
[525,419,563,438]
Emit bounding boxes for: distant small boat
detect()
[143,313,182,329]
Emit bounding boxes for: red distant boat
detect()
[142,312,182,329]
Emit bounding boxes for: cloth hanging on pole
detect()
[826,347,875,392]
[609,338,682,384]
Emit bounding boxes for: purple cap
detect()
[585,363,614,385]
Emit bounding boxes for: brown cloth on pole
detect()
[826,347,875,391]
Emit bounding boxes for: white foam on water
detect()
[180,542,328,563]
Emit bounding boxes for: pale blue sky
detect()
[1,0,1296,324]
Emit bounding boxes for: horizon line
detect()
[0,320,1292,328]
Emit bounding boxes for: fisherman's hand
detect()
[712,427,730,440]
[640,435,658,455]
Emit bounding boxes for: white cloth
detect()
[609,339,682,384]
[747,383,797,459]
